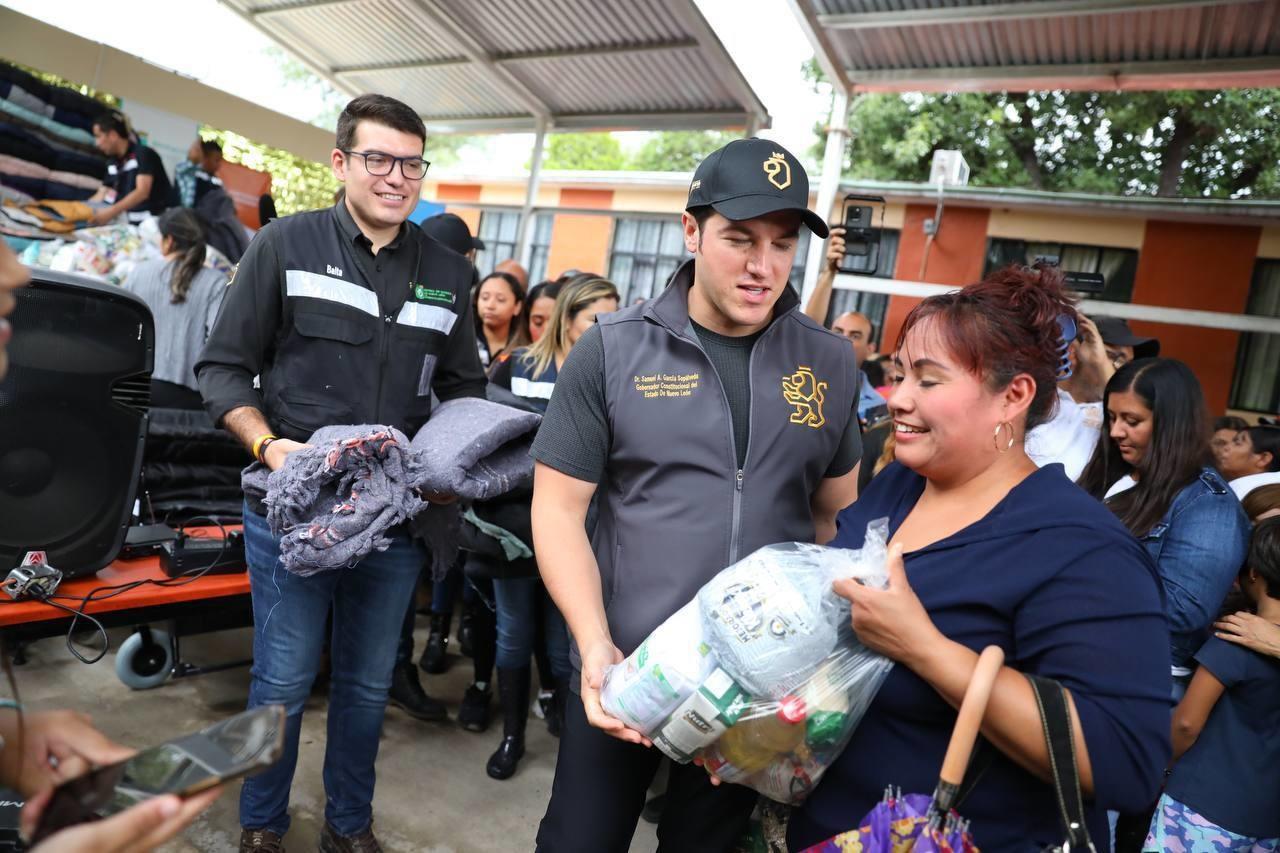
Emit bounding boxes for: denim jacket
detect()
[1139,467,1250,671]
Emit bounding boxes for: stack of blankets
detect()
[242,397,542,577]
[0,62,107,207]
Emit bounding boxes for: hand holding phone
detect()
[24,786,222,853]
[29,705,285,845]
[1,710,134,800]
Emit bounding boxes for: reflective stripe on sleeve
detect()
[396,301,458,334]
[285,270,379,317]
[510,376,556,400]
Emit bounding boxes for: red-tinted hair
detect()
[895,264,1077,431]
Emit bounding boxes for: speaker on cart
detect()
[0,268,154,577]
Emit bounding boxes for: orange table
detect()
[1,528,253,686]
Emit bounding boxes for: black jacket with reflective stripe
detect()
[196,205,486,442]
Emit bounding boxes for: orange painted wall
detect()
[434,183,481,203]
[544,188,615,280]
[881,204,991,351]
[1127,221,1261,413]
[443,206,481,234]
[435,184,483,235]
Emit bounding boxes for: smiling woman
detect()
[790,265,1174,851]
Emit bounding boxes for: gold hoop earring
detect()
[993,421,1015,453]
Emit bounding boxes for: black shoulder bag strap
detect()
[1027,674,1097,853]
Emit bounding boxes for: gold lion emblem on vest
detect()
[782,366,827,429]
[763,152,791,190]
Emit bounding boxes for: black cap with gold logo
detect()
[685,137,828,238]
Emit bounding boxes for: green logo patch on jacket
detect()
[413,283,454,304]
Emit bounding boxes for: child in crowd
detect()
[1145,517,1280,851]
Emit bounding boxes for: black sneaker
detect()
[387,663,448,722]
[457,682,492,732]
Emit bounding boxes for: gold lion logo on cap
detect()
[782,366,826,429]
[763,152,792,190]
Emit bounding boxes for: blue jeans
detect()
[238,505,425,837]
[492,576,571,681]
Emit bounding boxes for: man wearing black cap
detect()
[420,212,485,262]
[530,138,862,851]
[1094,315,1160,368]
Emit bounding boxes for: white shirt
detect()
[1026,389,1103,482]
[1229,471,1280,501]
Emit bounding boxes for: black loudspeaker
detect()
[0,268,154,577]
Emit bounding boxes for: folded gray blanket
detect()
[239,399,540,579]
[241,425,425,576]
[409,397,542,579]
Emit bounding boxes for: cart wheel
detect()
[115,628,173,690]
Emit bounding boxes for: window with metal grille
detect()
[983,239,1139,303]
[1230,259,1280,413]
[474,210,553,284]
[825,229,899,348]
[607,216,810,304]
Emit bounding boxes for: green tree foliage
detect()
[840,90,1280,198]
[542,133,626,170]
[630,130,734,171]
[201,127,339,216]
[805,60,1280,198]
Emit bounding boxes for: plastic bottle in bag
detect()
[703,695,808,776]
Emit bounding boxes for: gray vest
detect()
[591,260,857,660]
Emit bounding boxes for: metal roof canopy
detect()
[788,0,1280,320]
[789,0,1280,96]
[219,0,769,135]
[219,0,770,263]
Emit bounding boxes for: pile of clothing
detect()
[0,61,106,207]
[241,398,542,577]
[13,219,233,286]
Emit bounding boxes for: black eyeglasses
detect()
[342,150,429,180]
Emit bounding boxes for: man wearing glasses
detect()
[197,94,486,853]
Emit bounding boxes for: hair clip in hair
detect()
[1055,313,1076,380]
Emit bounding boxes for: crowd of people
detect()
[2,89,1279,853]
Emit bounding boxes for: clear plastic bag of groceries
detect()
[599,519,895,805]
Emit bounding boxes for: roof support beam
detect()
[252,0,362,17]
[332,39,701,76]
[784,0,854,93]
[422,110,760,134]
[820,0,1251,29]
[516,117,549,271]
[333,57,471,76]
[217,0,362,100]
[801,89,850,308]
[847,56,1280,92]
[665,0,771,132]
[407,0,552,123]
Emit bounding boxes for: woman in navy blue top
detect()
[788,266,1171,851]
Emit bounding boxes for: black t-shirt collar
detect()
[332,197,407,254]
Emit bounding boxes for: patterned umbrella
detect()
[800,646,1005,853]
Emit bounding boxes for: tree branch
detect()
[1157,108,1196,197]
[1008,104,1046,190]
